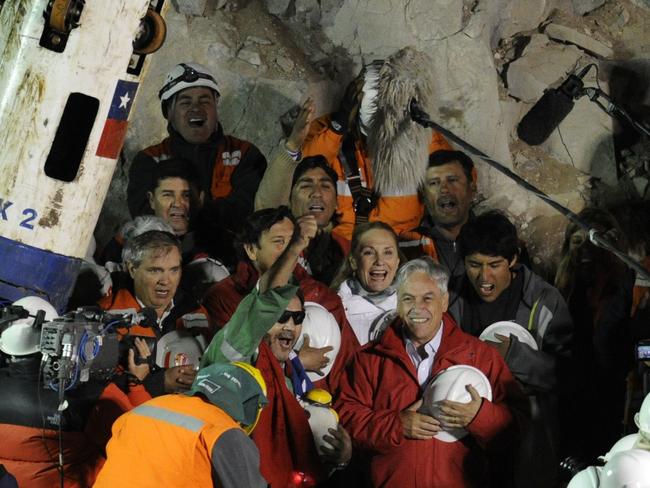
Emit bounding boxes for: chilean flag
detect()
[96,79,139,159]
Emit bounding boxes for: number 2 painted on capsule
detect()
[20,209,37,229]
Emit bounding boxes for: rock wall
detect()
[96,0,650,280]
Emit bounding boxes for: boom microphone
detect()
[517,66,591,145]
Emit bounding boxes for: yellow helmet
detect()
[305,388,332,407]
[232,361,267,434]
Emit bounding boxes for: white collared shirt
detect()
[403,322,444,387]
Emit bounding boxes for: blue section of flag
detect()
[107,80,139,121]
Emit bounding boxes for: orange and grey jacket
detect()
[98,286,212,397]
[302,114,451,240]
[94,394,266,488]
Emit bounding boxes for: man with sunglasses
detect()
[127,62,267,266]
[202,214,352,487]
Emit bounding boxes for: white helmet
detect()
[293,302,341,381]
[303,389,340,457]
[600,449,650,488]
[479,321,538,351]
[155,330,206,368]
[601,434,641,463]
[159,62,220,115]
[421,365,493,442]
[0,296,58,356]
[567,466,601,488]
[634,392,650,439]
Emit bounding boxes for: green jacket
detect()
[201,284,299,366]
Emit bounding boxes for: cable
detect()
[410,101,650,283]
[102,319,122,334]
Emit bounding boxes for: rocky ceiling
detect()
[97,0,650,279]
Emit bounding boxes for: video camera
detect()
[0,304,156,390]
[40,307,159,390]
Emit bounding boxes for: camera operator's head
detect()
[123,230,182,318]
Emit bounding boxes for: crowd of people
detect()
[1,46,650,488]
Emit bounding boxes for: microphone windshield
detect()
[517,89,575,145]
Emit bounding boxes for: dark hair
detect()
[330,221,405,290]
[153,158,199,188]
[235,206,297,261]
[428,150,475,182]
[457,211,518,262]
[291,155,338,191]
[295,288,305,307]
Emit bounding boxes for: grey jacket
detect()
[448,265,574,488]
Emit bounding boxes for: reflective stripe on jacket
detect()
[94,395,246,488]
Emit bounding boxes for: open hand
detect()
[286,98,315,152]
[484,333,511,358]
[298,335,333,375]
[319,425,352,466]
[435,384,483,429]
[400,398,441,440]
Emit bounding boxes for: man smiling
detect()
[128,62,266,265]
[336,258,519,487]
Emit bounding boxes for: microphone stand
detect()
[409,100,650,282]
[581,87,650,138]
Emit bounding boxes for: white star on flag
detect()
[119,92,131,109]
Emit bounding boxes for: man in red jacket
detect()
[202,206,360,389]
[336,257,522,487]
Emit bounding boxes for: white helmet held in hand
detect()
[0,296,58,356]
[600,449,650,488]
[567,466,601,488]
[479,321,538,351]
[293,302,341,381]
[155,330,207,368]
[421,365,493,443]
[303,388,339,457]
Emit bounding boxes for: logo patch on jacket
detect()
[222,150,242,166]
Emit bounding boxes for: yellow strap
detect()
[528,299,540,331]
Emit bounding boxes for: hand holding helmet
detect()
[420,365,493,442]
[435,384,483,430]
[399,398,442,440]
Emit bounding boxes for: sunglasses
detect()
[158,63,219,99]
[277,310,305,325]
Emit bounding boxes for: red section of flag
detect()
[96,119,128,159]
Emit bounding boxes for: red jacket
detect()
[203,260,360,393]
[336,315,521,488]
[252,342,326,487]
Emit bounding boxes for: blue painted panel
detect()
[0,235,82,312]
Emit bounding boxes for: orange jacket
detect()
[98,287,212,397]
[98,288,213,342]
[94,395,252,487]
[140,135,254,200]
[302,114,451,240]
